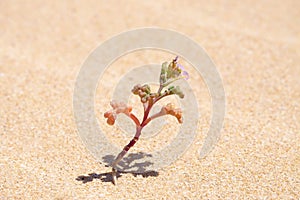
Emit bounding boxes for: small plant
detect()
[104,56,189,184]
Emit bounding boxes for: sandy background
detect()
[1,0,299,199]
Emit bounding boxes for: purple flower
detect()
[176,63,189,80]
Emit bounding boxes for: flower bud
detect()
[141,84,151,94]
[141,96,148,103]
[139,91,147,98]
[132,84,142,95]
[104,111,117,125]
[162,103,183,123]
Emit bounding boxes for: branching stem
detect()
[109,56,187,185]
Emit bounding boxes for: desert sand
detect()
[0,1,299,199]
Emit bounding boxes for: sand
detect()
[0,1,299,199]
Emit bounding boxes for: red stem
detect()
[129,113,140,126]
[112,88,170,170]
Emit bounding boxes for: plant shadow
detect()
[76,152,159,184]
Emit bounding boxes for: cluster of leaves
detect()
[159,57,189,87]
[104,56,188,126]
[131,84,157,103]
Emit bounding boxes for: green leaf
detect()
[168,86,184,98]
[160,62,168,84]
